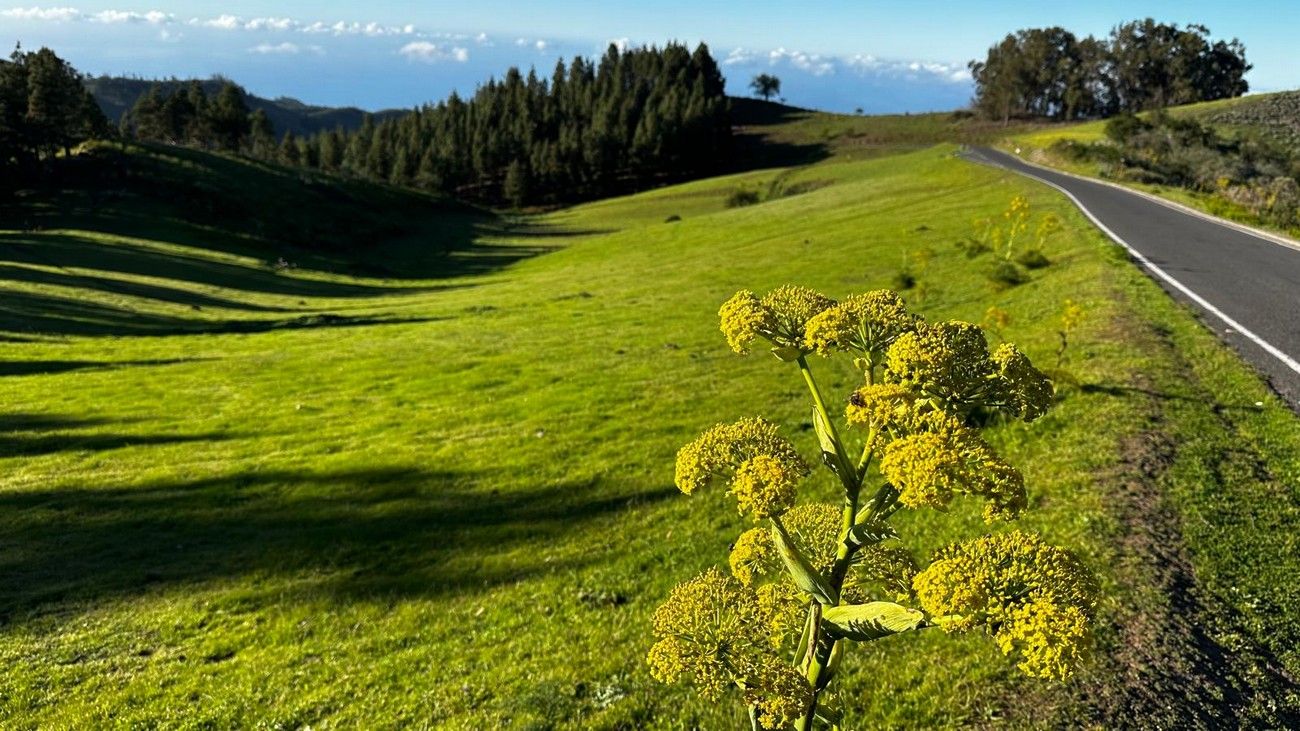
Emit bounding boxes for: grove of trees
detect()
[970,19,1251,122]
[288,42,732,206]
[0,45,108,177]
[122,80,256,152]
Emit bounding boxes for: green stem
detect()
[793,356,864,730]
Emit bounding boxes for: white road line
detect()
[967,150,1300,379]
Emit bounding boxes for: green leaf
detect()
[770,345,805,362]
[812,406,849,479]
[845,520,897,550]
[770,521,838,605]
[822,602,925,642]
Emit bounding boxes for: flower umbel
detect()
[647,568,812,724]
[912,531,1097,680]
[885,321,997,411]
[804,290,921,357]
[879,426,1027,521]
[719,286,834,355]
[991,343,1054,422]
[674,418,809,519]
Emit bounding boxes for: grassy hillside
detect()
[84,76,406,137]
[3,135,1300,728]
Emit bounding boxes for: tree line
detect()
[285,43,732,206]
[0,45,109,178]
[970,18,1251,122]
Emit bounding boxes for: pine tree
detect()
[278,130,300,166]
[210,82,250,151]
[503,159,529,208]
[248,108,275,158]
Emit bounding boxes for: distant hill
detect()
[83,76,406,138]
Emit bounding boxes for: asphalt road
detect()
[964,146,1300,408]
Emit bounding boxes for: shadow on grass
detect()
[0,288,442,337]
[1079,382,1265,413]
[728,97,831,171]
[0,358,204,377]
[0,466,673,615]
[0,411,236,458]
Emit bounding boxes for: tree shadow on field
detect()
[0,357,204,377]
[0,466,673,617]
[728,97,831,171]
[1079,382,1265,414]
[0,412,238,459]
[0,287,442,337]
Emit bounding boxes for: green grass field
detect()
[3,128,1300,728]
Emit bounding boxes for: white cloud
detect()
[769,47,835,77]
[534,39,547,51]
[249,41,321,55]
[203,13,241,30]
[244,16,294,31]
[474,32,491,45]
[398,41,469,63]
[722,47,758,66]
[92,9,171,24]
[608,37,629,52]
[1,6,83,21]
[725,45,970,86]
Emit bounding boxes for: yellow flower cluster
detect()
[991,343,1054,421]
[912,531,1096,680]
[745,660,815,730]
[845,383,919,436]
[733,455,802,519]
[885,321,996,409]
[729,526,777,587]
[647,568,812,726]
[882,321,1053,422]
[879,427,1026,522]
[719,286,834,354]
[674,418,809,519]
[803,290,922,357]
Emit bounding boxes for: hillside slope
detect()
[2,135,1299,727]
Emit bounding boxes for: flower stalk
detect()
[650,286,1098,729]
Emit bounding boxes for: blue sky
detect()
[2,2,1295,114]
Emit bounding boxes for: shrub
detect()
[988,260,1028,288]
[1104,112,1150,145]
[665,214,682,223]
[727,189,762,208]
[650,287,1097,729]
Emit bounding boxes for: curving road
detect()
[963,146,1300,408]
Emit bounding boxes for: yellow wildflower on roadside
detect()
[804,290,921,357]
[647,568,812,725]
[886,321,996,410]
[674,418,809,519]
[991,343,1054,422]
[879,427,1026,522]
[719,285,834,354]
[912,531,1097,680]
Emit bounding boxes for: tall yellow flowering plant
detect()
[649,286,1097,730]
